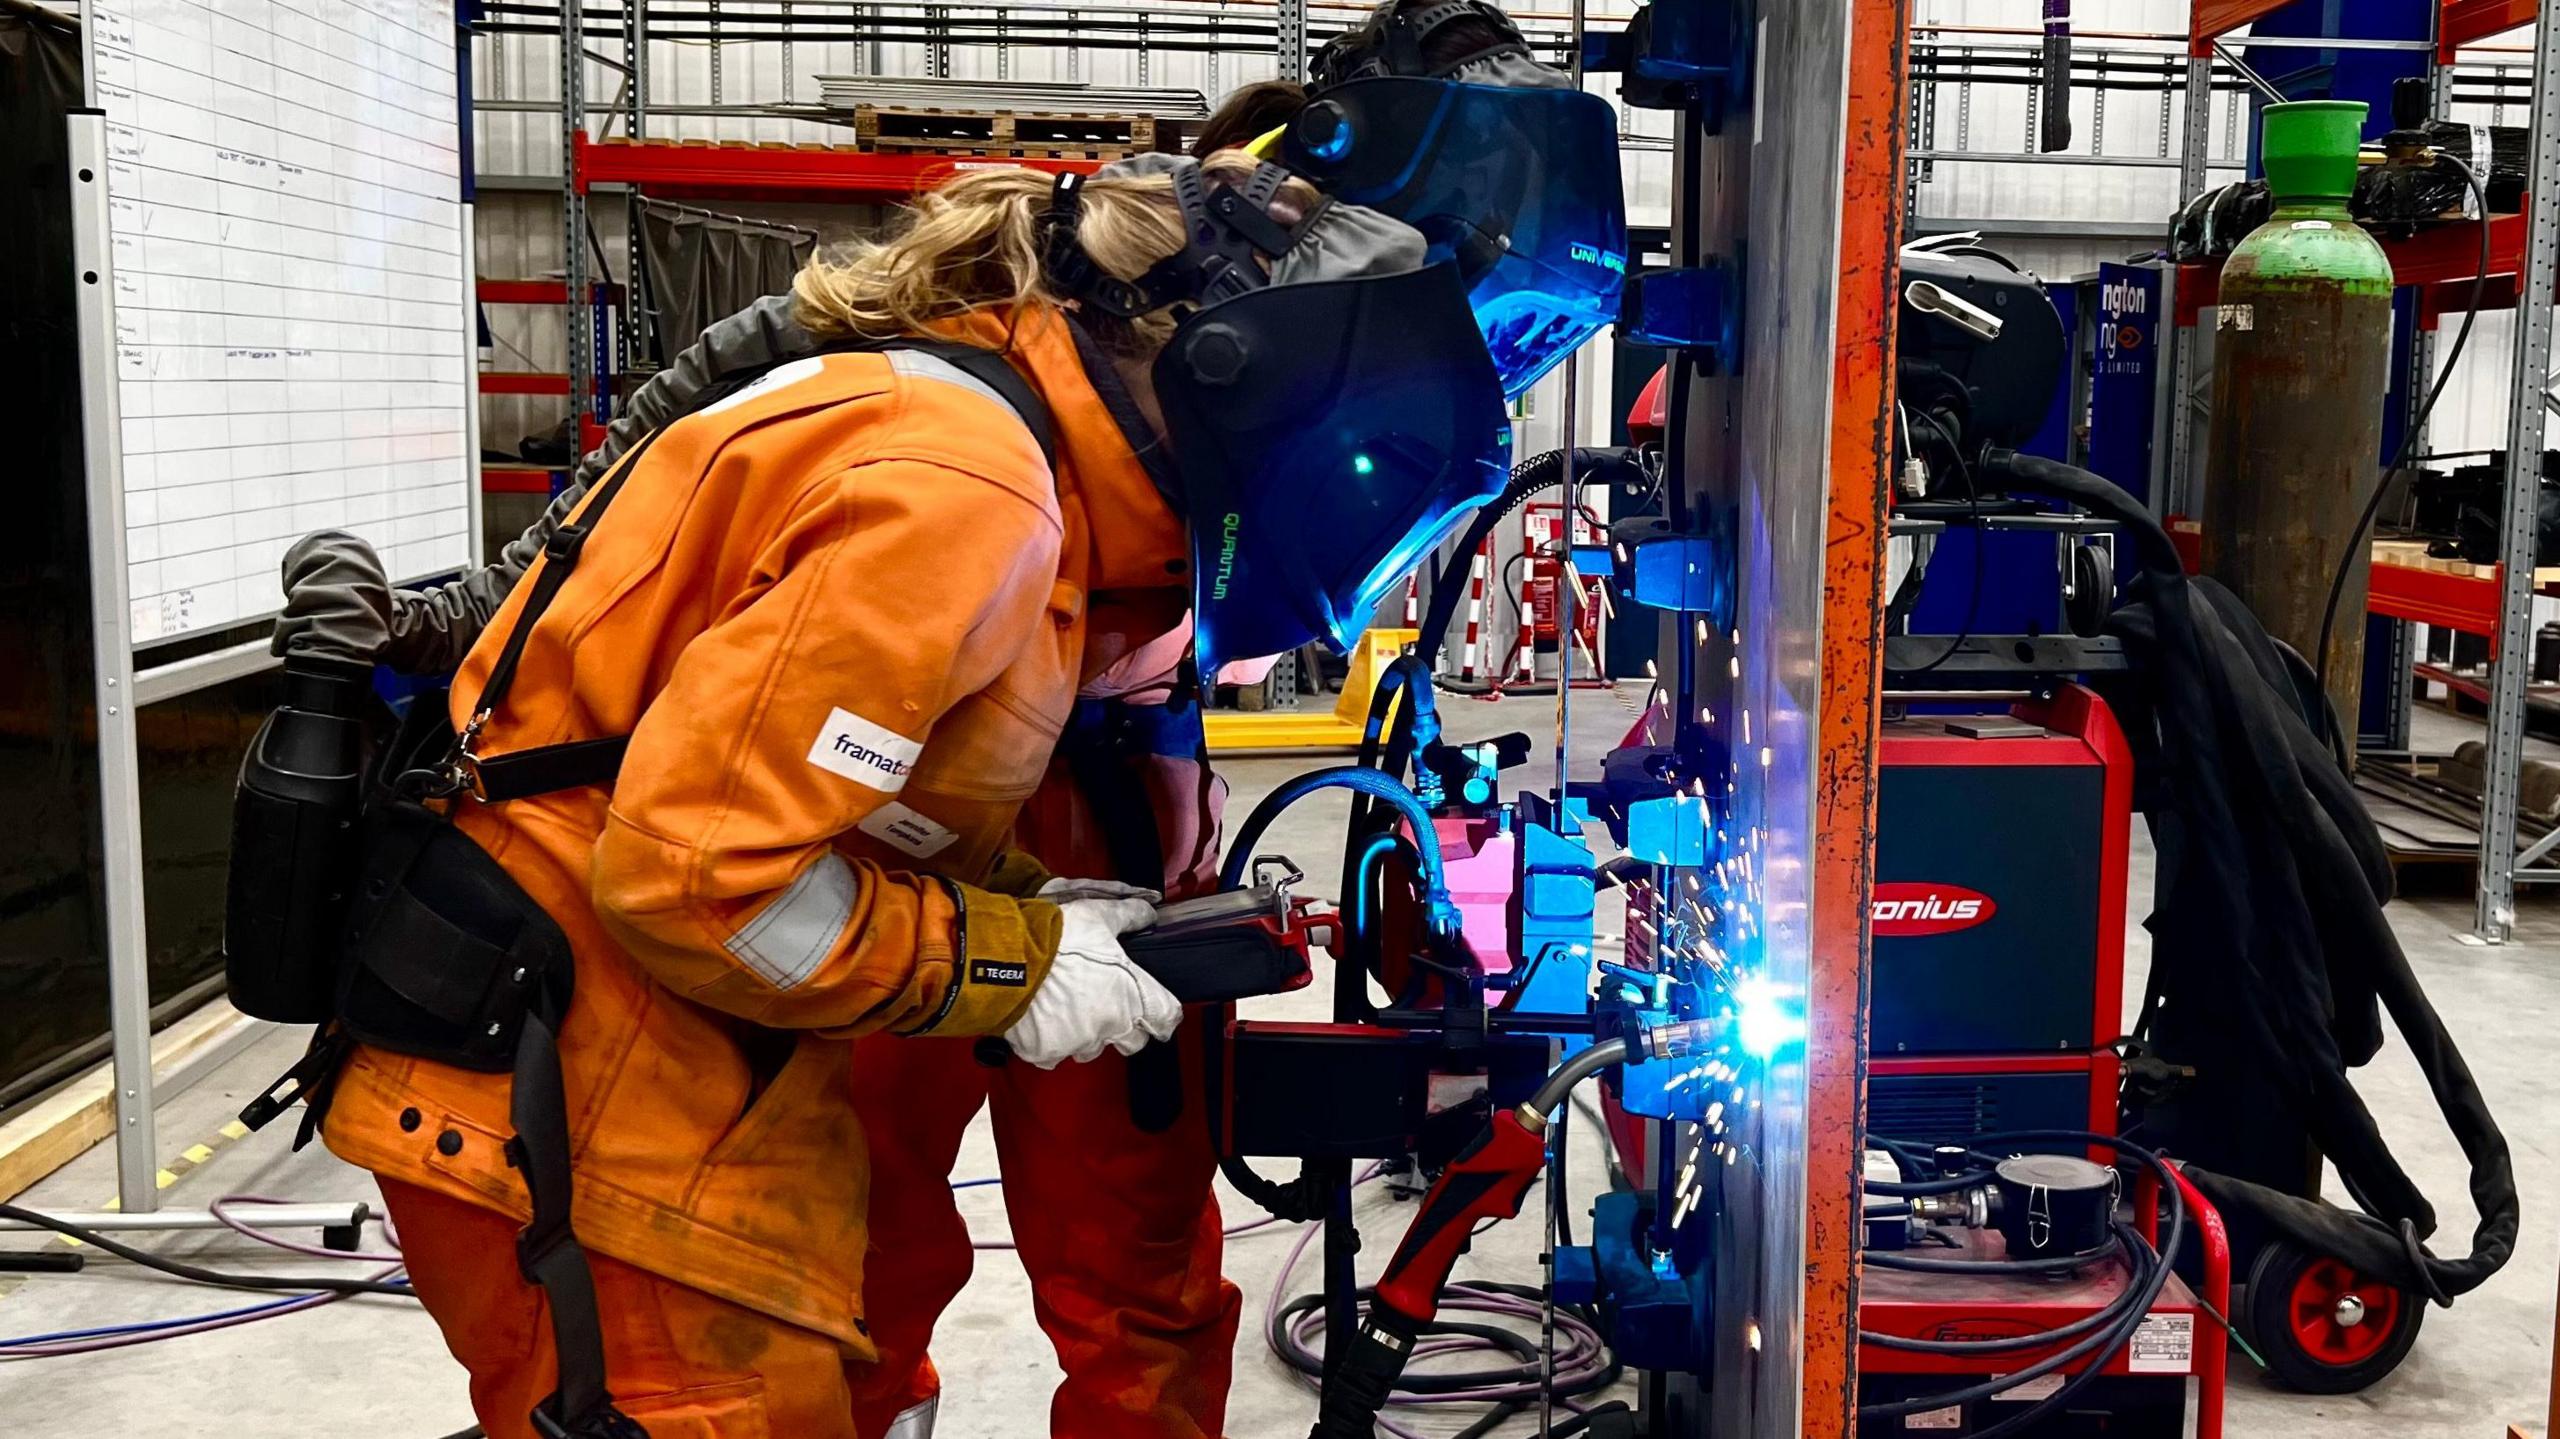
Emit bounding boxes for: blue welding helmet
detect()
[1281,76,1628,397]
[1156,263,1513,672]
[1048,157,1513,672]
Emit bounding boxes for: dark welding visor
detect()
[1154,262,1512,672]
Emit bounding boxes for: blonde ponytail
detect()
[792,153,1315,355]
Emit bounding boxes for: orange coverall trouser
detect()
[844,1026,1241,1439]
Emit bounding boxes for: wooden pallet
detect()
[851,103,1159,158]
[2372,538,2560,587]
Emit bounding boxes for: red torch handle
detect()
[1371,1109,1551,1323]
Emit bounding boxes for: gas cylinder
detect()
[2203,100,2395,734]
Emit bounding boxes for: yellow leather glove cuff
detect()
[903,882,1063,1037]
[979,848,1055,900]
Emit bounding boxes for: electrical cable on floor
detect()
[0,1194,416,1358]
[0,1202,411,1299]
[2310,152,2493,709]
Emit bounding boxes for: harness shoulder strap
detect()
[462,338,1055,802]
[870,337,1057,469]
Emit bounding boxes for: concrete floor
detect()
[0,690,2552,1437]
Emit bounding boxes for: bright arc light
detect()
[1732,975,1808,1060]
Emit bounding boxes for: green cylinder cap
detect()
[2260,100,2368,201]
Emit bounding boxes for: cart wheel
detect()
[2065,544,2112,637]
[2241,1238,2424,1394]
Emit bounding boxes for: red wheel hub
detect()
[2287,1258,2402,1366]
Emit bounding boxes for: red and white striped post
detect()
[1456,545,1490,682]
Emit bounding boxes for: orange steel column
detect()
[1803,0,1907,1429]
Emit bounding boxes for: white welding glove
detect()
[1002,880,1180,1069]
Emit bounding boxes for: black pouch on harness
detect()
[334,797,574,1073]
[222,656,387,1024]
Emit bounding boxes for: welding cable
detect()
[1262,1163,1621,1436]
[208,1195,405,1263]
[1352,830,1473,1012]
[0,1294,322,1353]
[1268,1248,1622,1437]
[1340,654,1437,1000]
[0,1189,414,1359]
[1984,447,2519,1304]
[1862,1242,2112,1277]
[1858,1216,2174,1427]
[0,1196,413,1357]
[2310,151,2493,712]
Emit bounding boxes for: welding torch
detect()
[1306,1017,1726,1439]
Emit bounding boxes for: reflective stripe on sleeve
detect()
[723,851,858,991]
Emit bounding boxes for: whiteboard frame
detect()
[67,110,162,1212]
[69,3,485,1213]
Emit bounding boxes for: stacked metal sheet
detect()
[811,75,1209,117]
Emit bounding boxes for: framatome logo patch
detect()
[1870,882,1997,937]
[807,707,923,793]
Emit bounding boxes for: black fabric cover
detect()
[1988,449,2518,1303]
[640,202,816,361]
[2,8,255,1108]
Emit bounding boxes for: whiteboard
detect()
[89,0,474,645]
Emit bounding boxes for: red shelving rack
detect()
[571,131,1109,203]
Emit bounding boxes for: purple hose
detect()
[210,1195,404,1263]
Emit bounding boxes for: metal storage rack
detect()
[531,0,1325,450]
[2161,0,2560,939]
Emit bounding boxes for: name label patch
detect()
[807,707,923,792]
[969,959,1030,988]
[857,801,959,859]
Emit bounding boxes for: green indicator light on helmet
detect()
[1353,453,1376,476]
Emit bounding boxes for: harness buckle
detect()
[543,522,592,563]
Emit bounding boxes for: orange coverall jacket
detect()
[321,305,1192,1352]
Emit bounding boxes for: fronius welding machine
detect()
[1868,684,2132,1152]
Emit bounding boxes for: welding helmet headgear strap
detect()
[1039,162,1303,320]
[1155,262,1511,672]
[1312,0,1539,89]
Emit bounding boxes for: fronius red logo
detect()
[1871,882,1997,937]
